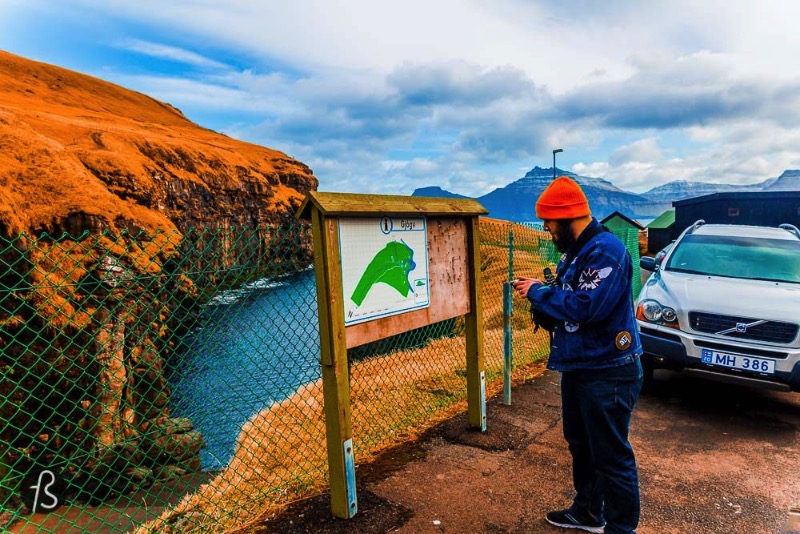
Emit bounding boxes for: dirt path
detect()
[263,368,800,533]
[8,471,214,533]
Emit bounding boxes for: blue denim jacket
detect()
[526,219,642,371]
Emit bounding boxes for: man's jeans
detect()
[560,358,643,534]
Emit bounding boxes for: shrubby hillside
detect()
[0,50,317,238]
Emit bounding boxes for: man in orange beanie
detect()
[513,176,643,534]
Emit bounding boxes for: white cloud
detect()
[572,161,609,179]
[5,0,800,197]
[381,158,440,176]
[107,74,281,113]
[116,39,230,70]
[609,138,663,168]
[686,126,722,142]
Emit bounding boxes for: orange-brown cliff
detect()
[0,50,318,238]
[0,51,319,517]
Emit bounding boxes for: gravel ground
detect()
[262,367,800,533]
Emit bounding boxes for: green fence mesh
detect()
[0,218,640,533]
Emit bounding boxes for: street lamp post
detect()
[552,148,563,181]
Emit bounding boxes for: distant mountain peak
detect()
[766,169,800,191]
[522,166,580,181]
[411,186,468,199]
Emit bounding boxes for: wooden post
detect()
[310,209,357,518]
[464,215,486,430]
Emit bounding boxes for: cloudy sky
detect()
[3,0,800,197]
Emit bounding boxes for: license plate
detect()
[701,349,775,374]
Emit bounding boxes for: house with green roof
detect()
[600,211,646,298]
[646,209,675,254]
[600,210,646,234]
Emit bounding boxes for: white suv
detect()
[636,220,800,392]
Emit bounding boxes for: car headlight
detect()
[636,299,679,328]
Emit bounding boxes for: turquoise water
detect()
[167,268,320,470]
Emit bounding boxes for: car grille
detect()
[689,312,799,344]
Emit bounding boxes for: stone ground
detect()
[261,367,800,534]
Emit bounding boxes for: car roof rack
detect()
[687,219,705,234]
[779,223,800,239]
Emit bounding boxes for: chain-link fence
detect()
[1,218,640,533]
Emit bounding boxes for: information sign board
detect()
[338,216,430,325]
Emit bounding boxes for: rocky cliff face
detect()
[0,51,316,516]
[0,50,317,238]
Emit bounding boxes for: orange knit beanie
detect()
[535,176,591,220]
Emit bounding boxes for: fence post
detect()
[503,282,513,405]
[503,228,514,405]
[465,215,486,431]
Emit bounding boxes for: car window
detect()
[664,234,800,283]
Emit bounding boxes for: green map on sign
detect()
[350,241,416,306]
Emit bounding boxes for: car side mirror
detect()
[640,256,657,271]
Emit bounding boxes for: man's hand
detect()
[511,276,542,298]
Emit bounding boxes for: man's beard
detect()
[551,220,576,253]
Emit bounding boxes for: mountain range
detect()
[413,167,800,223]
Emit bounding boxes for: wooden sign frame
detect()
[297,191,488,519]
